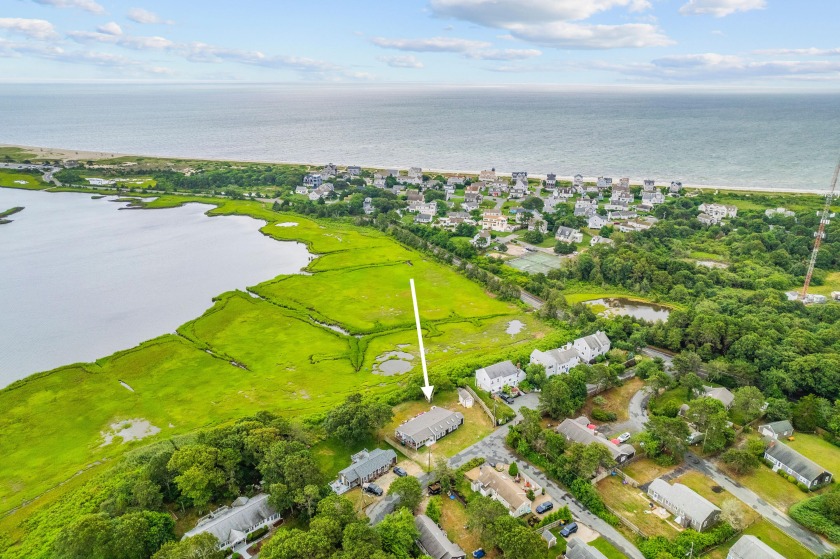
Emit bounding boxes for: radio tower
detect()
[801,158,840,300]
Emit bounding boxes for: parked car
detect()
[393,466,408,477]
[472,549,485,559]
[617,432,632,443]
[363,483,383,496]
[499,393,515,404]
[536,501,554,514]
[560,522,578,537]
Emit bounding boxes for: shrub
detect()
[592,409,617,422]
[526,489,535,501]
[246,526,269,542]
[790,496,840,543]
[456,457,485,475]
[798,483,811,492]
[536,506,574,528]
[509,462,519,476]
[593,396,606,407]
[426,496,442,523]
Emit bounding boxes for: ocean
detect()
[1,84,839,191]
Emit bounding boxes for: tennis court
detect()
[506,251,563,274]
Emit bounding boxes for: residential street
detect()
[685,452,835,556]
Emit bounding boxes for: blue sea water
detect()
[0,84,838,190]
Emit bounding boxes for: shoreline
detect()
[3,143,833,196]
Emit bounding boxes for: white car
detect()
[617,432,632,443]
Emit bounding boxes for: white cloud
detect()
[68,30,174,50]
[430,0,651,26]
[679,0,765,17]
[506,21,673,49]
[594,52,840,81]
[0,18,58,40]
[96,22,122,36]
[378,55,424,68]
[0,38,173,75]
[31,0,105,14]
[465,48,542,60]
[428,0,669,50]
[754,47,840,56]
[371,36,490,53]
[127,8,174,25]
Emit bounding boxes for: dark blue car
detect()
[560,522,578,537]
[535,501,554,514]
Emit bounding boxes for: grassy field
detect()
[383,390,494,467]
[807,271,840,297]
[0,147,41,162]
[597,476,680,538]
[675,471,760,525]
[622,458,677,486]
[0,195,559,550]
[703,519,816,559]
[786,433,840,475]
[582,377,643,423]
[725,463,812,511]
[590,537,626,559]
[0,170,48,190]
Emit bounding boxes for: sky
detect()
[3,0,840,87]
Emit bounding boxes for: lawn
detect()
[590,537,626,559]
[674,471,760,525]
[438,493,497,558]
[725,463,811,511]
[596,476,680,538]
[583,377,643,423]
[0,196,553,552]
[703,519,816,559]
[622,459,678,486]
[383,390,494,468]
[786,433,840,476]
[807,271,840,297]
[0,170,48,190]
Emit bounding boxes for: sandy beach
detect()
[3,143,832,196]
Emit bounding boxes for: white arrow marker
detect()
[410,279,434,402]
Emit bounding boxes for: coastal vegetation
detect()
[0,206,24,224]
[0,195,568,557]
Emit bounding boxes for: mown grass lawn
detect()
[785,433,840,476]
[383,390,494,467]
[807,271,840,297]
[590,537,626,559]
[0,170,48,190]
[726,463,811,511]
[703,519,816,559]
[596,476,680,538]
[621,458,677,486]
[0,196,552,544]
[582,377,643,423]
[675,471,760,524]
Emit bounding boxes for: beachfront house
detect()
[647,478,720,531]
[643,179,656,191]
[408,167,422,178]
[555,226,583,244]
[395,406,464,450]
[759,420,794,440]
[347,165,362,176]
[556,416,635,464]
[475,360,524,393]
[530,346,580,376]
[322,163,337,177]
[304,173,323,188]
[669,181,683,193]
[727,535,786,559]
[480,169,497,181]
[481,210,513,232]
[764,440,833,489]
[597,177,613,188]
[470,465,541,517]
[512,171,528,181]
[183,494,280,551]
[545,173,557,188]
[573,331,611,362]
[415,515,466,559]
[332,448,397,494]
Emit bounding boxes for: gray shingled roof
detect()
[648,478,720,523]
[727,535,786,559]
[580,331,610,351]
[415,514,466,559]
[566,537,609,559]
[338,448,397,485]
[760,420,793,437]
[704,386,735,408]
[396,407,464,446]
[556,417,635,461]
[542,348,580,366]
[765,440,831,483]
[478,360,520,380]
[184,493,276,544]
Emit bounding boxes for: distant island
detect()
[0,205,23,224]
